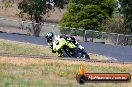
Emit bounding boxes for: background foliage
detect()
[59,0,115,31]
[118,0,132,34]
[18,0,65,37]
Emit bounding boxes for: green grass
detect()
[0,39,56,56]
[0,39,111,61]
[0,58,132,87]
[0,39,109,60]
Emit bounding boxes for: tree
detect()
[118,0,132,34]
[0,0,14,9]
[18,0,64,37]
[101,15,125,33]
[59,0,115,31]
[99,0,125,34]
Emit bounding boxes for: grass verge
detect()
[0,39,57,56]
[0,39,112,60]
[0,39,131,87]
[0,57,131,87]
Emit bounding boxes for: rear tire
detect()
[81,52,90,59]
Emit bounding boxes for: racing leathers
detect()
[46,35,84,57]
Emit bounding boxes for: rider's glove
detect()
[78,45,84,50]
[52,49,56,53]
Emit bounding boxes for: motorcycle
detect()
[50,36,90,59]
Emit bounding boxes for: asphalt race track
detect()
[0,32,132,62]
[79,41,132,62]
[0,32,47,45]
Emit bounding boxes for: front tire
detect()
[61,49,69,57]
[62,46,74,57]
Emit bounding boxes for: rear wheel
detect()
[80,52,90,59]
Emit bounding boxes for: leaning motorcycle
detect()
[51,37,90,59]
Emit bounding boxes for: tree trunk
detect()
[31,15,42,37]
[33,23,42,37]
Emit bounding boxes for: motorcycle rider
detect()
[45,32,84,57]
[45,32,64,57]
[45,32,54,48]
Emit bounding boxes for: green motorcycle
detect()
[52,37,90,59]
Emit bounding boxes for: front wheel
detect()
[62,46,74,57]
[61,49,69,57]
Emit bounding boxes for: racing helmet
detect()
[45,32,54,43]
[45,32,54,39]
